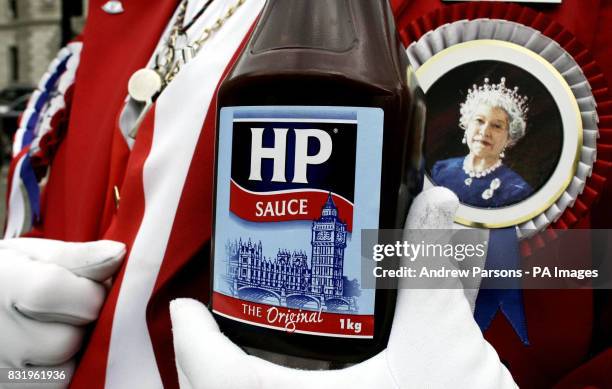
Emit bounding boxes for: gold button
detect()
[113,186,121,210]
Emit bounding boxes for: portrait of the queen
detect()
[431,77,533,207]
[425,61,564,210]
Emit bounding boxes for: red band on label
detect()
[212,292,373,338]
[229,180,354,231]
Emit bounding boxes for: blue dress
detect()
[431,157,533,208]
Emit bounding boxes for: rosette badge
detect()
[5,41,83,238]
[400,8,612,345]
[410,20,598,239]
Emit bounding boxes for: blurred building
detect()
[0,0,87,90]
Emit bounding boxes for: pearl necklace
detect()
[462,157,502,186]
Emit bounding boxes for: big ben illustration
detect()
[224,192,354,312]
[311,193,347,297]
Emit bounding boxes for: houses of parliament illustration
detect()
[224,194,357,312]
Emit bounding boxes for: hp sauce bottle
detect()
[211,0,425,363]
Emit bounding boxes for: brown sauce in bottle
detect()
[211,0,425,363]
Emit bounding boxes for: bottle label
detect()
[212,106,383,338]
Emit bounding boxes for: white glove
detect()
[170,187,518,389]
[0,238,125,388]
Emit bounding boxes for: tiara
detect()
[466,77,529,121]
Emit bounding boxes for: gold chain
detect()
[127,0,246,139]
[192,0,245,49]
[155,0,189,82]
[162,0,247,86]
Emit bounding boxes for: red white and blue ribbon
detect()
[5,41,82,238]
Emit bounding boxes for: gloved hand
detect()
[170,187,518,389]
[0,238,125,389]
